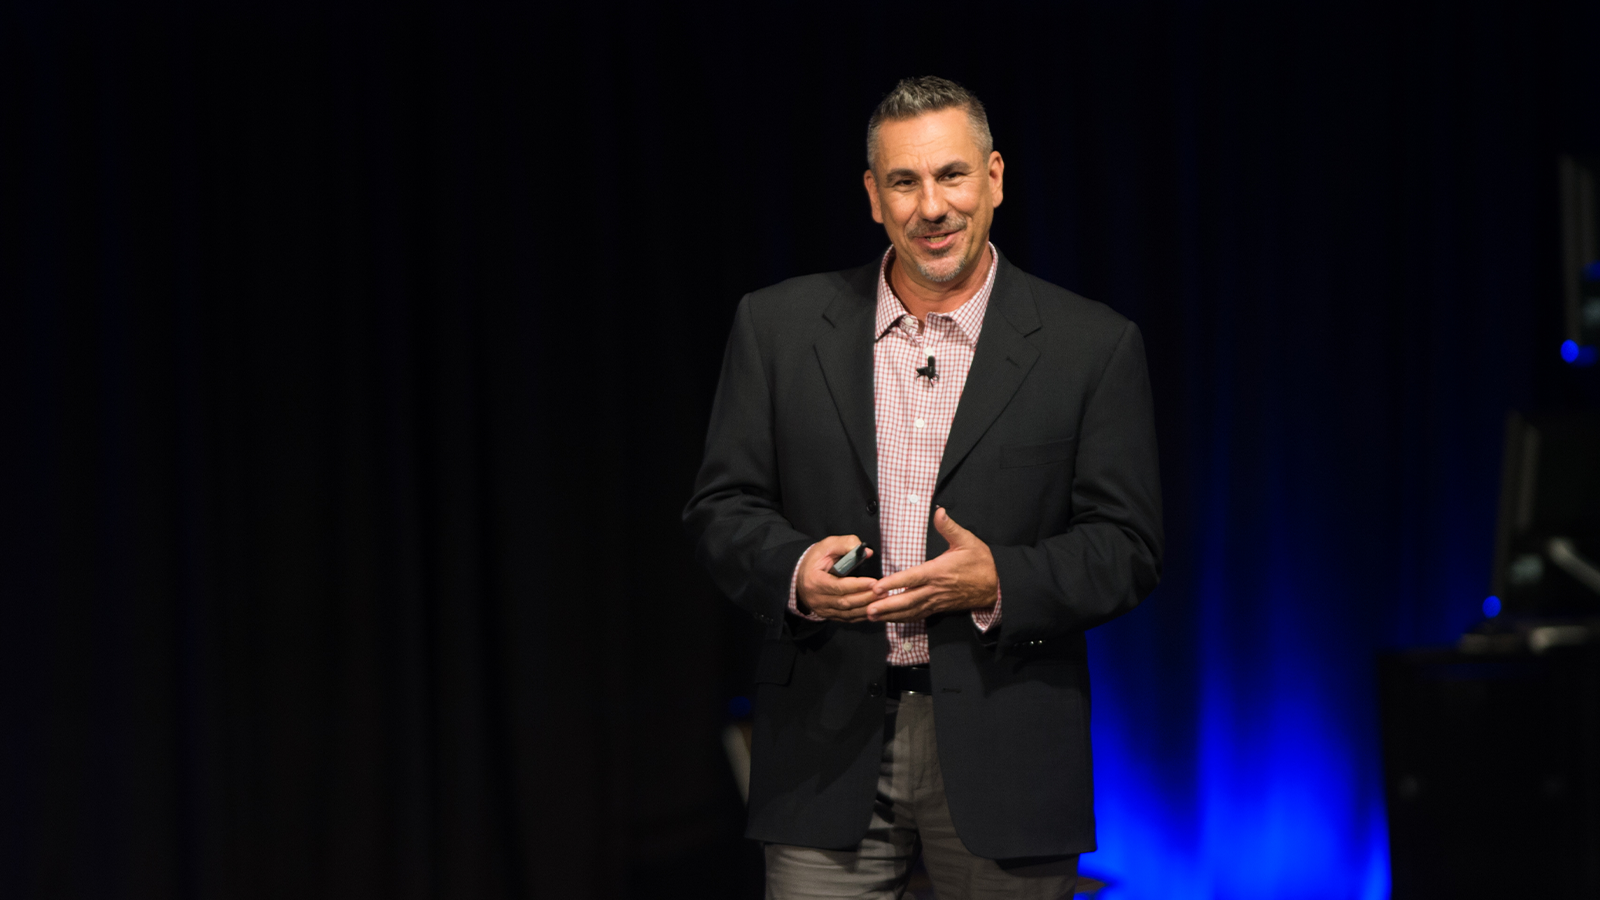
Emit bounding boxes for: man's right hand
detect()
[796,535,878,622]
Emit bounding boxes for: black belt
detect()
[886,665,931,696]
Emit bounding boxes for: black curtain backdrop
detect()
[5,3,1599,899]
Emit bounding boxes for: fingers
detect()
[872,565,929,597]
[827,576,879,595]
[932,506,970,543]
[806,535,873,576]
[806,577,878,608]
[809,588,880,621]
[797,534,882,618]
[814,534,864,560]
[865,585,938,621]
[805,581,878,609]
[800,576,877,614]
[820,607,874,623]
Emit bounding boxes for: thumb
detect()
[934,507,970,544]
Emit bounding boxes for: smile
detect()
[913,231,961,252]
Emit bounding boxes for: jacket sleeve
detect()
[986,321,1163,648]
[683,296,815,627]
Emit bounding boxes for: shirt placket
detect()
[912,318,941,546]
[885,318,919,661]
[891,319,931,662]
[908,317,934,561]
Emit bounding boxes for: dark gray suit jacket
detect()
[683,251,1162,859]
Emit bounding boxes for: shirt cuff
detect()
[788,544,825,622]
[971,583,1002,632]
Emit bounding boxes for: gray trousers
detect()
[765,693,1079,900]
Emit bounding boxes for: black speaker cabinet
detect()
[1379,646,1600,898]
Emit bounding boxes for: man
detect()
[684,76,1162,899]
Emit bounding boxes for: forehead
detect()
[876,108,983,171]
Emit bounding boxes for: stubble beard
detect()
[906,216,977,284]
[915,250,970,284]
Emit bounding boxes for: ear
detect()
[988,151,1005,209]
[864,169,885,224]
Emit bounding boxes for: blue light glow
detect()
[1584,259,1600,279]
[727,695,751,718]
[1558,340,1598,366]
[1082,542,1395,899]
[1483,595,1501,617]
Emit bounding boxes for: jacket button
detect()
[867,682,883,698]
[867,498,879,515]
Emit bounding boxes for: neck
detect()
[889,244,992,323]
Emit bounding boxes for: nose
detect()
[917,181,950,223]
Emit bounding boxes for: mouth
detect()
[910,230,962,253]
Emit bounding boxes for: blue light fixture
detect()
[1560,340,1598,366]
[1482,595,1502,617]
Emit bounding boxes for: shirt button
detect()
[913,418,925,429]
[907,493,919,503]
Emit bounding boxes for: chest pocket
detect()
[999,437,1076,468]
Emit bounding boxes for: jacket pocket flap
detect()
[753,640,798,685]
[1000,437,1076,468]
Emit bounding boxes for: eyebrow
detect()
[883,161,972,182]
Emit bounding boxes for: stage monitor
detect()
[1491,411,1600,617]
[1559,155,1600,361]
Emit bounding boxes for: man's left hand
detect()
[866,507,998,622]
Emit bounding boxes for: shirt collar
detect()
[873,242,1000,343]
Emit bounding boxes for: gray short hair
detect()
[866,76,994,171]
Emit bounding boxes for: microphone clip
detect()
[915,355,939,381]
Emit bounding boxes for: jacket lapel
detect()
[937,255,1041,489]
[813,266,880,492]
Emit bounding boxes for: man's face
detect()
[864,107,1004,288]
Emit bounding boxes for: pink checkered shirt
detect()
[790,244,1002,665]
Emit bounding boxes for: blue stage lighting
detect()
[1561,340,1579,363]
[1483,595,1501,617]
[727,695,752,718]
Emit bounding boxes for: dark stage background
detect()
[5,3,1600,899]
